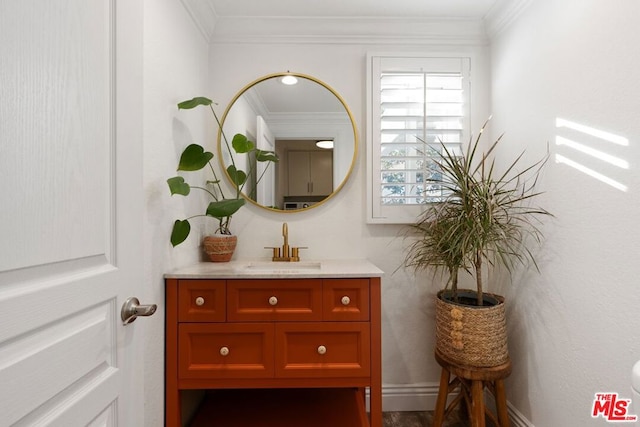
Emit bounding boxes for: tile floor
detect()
[382,410,491,427]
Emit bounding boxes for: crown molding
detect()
[180,0,218,42]
[178,7,489,46]
[483,0,533,38]
[213,16,487,45]
[209,33,488,46]
[180,1,531,45]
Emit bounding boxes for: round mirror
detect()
[218,72,358,212]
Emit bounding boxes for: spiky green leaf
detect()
[405,119,552,304]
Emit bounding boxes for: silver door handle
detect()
[121,297,157,325]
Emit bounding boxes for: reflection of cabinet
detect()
[164,262,382,427]
[288,150,333,196]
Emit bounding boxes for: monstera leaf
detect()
[206,199,245,219]
[255,149,279,163]
[170,220,191,247]
[231,134,254,153]
[167,176,190,196]
[177,97,213,109]
[178,144,213,171]
[226,165,247,187]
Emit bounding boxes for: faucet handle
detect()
[291,247,308,261]
[264,247,281,258]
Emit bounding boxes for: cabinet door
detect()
[275,322,370,378]
[227,279,323,322]
[287,151,333,196]
[288,151,311,195]
[178,279,226,322]
[178,323,275,379]
[309,151,333,195]
[323,279,370,321]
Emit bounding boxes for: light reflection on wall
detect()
[555,118,629,192]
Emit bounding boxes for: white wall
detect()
[139,5,489,423]
[490,1,640,425]
[206,41,490,409]
[142,2,640,424]
[142,0,210,424]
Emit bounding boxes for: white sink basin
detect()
[240,261,322,272]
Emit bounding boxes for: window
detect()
[367,55,471,224]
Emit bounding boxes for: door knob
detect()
[121,297,157,325]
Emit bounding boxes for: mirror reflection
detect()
[219,73,357,211]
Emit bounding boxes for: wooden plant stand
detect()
[432,349,512,427]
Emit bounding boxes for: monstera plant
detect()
[168,97,278,247]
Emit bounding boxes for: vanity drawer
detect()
[178,280,226,322]
[178,323,274,379]
[275,322,370,378]
[227,279,323,322]
[323,279,370,321]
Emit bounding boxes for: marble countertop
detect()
[165,259,384,279]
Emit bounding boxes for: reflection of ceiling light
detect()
[316,140,334,149]
[281,75,298,85]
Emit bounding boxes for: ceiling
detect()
[207,0,501,19]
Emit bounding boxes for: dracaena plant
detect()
[403,119,552,306]
[167,97,278,246]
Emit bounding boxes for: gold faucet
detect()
[265,222,306,262]
[282,223,289,259]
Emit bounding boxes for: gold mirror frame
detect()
[218,72,358,212]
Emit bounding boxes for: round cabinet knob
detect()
[195,297,205,306]
[341,296,351,306]
[220,346,230,356]
[317,345,327,355]
[268,296,278,306]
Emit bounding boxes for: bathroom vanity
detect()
[164,259,383,427]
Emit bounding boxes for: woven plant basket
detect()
[435,289,509,368]
[203,235,237,262]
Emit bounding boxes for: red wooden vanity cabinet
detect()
[165,262,382,427]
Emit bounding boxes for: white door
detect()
[0,1,147,426]
[256,116,276,207]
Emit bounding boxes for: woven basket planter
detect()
[203,235,237,262]
[435,289,509,368]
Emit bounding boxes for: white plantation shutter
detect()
[367,56,470,223]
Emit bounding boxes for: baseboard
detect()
[381,383,443,412]
[364,383,441,412]
[481,389,536,427]
[371,384,535,427]
[507,403,535,427]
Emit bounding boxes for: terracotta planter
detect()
[203,235,237,262]
[435,289,509,367]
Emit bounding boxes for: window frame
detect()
[366,53,474,224]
